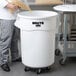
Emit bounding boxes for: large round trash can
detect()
[15,10,58,73]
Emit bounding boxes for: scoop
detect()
[7,0,31,13]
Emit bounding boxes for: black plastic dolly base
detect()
[24,66,51,74]
[55,49,61,56]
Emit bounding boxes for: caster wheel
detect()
[55,49,60,56]
[24,67,30,72]
[59,59,65,65]
[36,69,42,74]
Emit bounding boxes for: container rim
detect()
[17,10,58,19]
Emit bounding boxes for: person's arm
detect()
[0,0,18,13]
[0,0,8,8]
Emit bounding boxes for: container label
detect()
[32,22,44,27]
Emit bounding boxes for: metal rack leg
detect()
[63,14,68,61]
[59,14,68,65]
[55,15,61,56]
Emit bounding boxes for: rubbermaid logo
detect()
[32,22,44,25]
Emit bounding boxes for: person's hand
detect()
[6,3,19,11]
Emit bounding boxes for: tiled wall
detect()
[64,0,76,3]
[26,0,54,10]
[64,0,76,25]
[27,0,35,2]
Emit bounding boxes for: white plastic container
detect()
[15,10,58,68]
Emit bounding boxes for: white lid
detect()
[17,10,58,19]
[54,4,76,12]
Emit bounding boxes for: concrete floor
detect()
[0,56,76,76]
